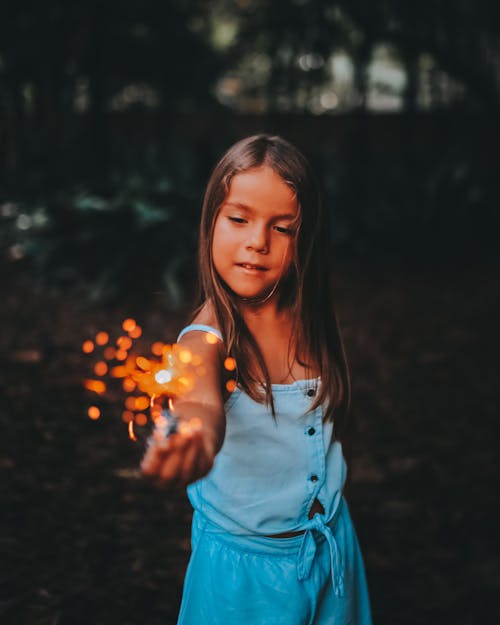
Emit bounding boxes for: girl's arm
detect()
[141,329,226,488]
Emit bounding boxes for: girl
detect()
[142,134,372,625]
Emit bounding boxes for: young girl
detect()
[142,134,372,625]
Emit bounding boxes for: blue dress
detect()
[176,324,372,625]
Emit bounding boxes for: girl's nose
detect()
[246,225,269,253]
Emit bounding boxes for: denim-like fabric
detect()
[177,500,372,625]
[187,376,346,536]
[176,325,372,624]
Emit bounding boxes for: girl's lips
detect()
[237,263,268,271]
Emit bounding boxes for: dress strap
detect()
[177,324,223,343]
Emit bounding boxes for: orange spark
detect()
[110,365,127,378]
[125,396,137,410]
[121,410,134,423]
[129,325,142,339]
[117,336,133,350]
[88,406,101,420]
[151,404,162,418]
[134,396,149,411]
[122,318,136,333]
[122,378,136,392]
[84,379,106,394]
[82,340,94,354]
[226,379,237,393]
[135,413,148,426]
[151,342,164,356]
[93,361,108,376]
[95,332,109,346]
[115,349,128,361]
[204,332,219,345]
[224,357,236,371]
[128,420,137,441]
[136,356,151,371]
[103,346,116,360]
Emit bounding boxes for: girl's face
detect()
[212,165,299,302]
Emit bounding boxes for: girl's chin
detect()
[223,281,277,303]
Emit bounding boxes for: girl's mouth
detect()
[237,263,268,271]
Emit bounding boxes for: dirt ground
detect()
[1,259,498,625]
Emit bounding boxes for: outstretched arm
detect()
[141,328,226,488]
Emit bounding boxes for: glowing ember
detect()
[94,361,108,376]
[117,336,133,350]
[82,340,94,354]
[128,420,137,441]
[136,356,151,371]
[115,349,128,361]
[110,365,127,378]
[135,396,149,411]
[104,346,116,360]
[84,379,106,394]
[82,320,226,446]
[151,342,164,356]
[122,378,136,392]
[129,326,142,339]
[95,332,109,346]
[88,406,101,420]
[122,318,136,333]
[122,410,134,423]
[125,396,137,410]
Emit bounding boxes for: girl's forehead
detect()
[223,166,298,215]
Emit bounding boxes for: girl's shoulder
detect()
[177,300,222,345]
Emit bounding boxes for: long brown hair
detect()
[195,134,351,437]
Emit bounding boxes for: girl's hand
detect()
[141,313,226,489]
[140,427,216,489]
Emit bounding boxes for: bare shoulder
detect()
[177,301,224,408]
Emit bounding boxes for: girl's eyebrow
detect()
[222,201,297,220]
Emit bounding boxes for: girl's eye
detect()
[228,216,247,224]
[274,225,293,235]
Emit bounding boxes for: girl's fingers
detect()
[141,430,214,487]
[157,432,198,484]
[141,442,168,475]
[159,446,183,483]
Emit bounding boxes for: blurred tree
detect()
[1,0,499,303]
[0,0,220,187]
[212,0,500,113]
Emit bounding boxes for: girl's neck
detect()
[238,298,290,327]
[239,301,315,384]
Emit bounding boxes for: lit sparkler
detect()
[82,318,235,445]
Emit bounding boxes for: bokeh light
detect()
[82,340,94,354]
[87,406,101,420]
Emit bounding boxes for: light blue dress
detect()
[176,324,372,625]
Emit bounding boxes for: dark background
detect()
[1,2,499,624]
